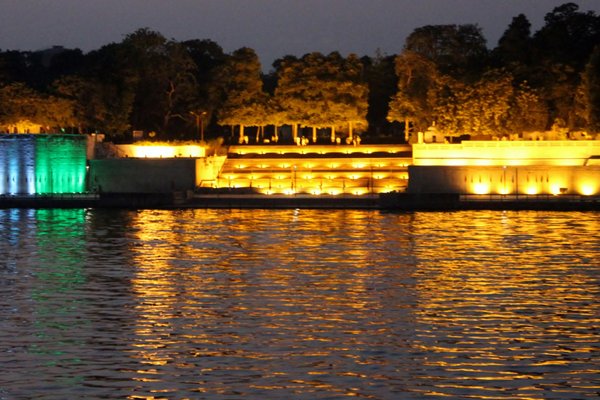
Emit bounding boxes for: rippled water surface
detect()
[1,209,598,399]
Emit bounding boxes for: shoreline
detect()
[1,192,599,211]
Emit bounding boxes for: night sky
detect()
[1,0,598,70]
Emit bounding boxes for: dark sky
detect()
[1,0,598,70]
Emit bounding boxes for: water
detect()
[0,208,598,399]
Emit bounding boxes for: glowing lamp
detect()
[472,183,490,195]
[497,186,510,195]
[579,183,598,196]
[131,146,175,158]
[549,184,563,196]
[525,185,539,195]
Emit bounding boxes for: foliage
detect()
[578,46,600,132]
[0,82,77,128]
[361,52,398,137]
[217,47,268,128]
[274,52,368,135]
[533,3,600,69]
[404,24,488,81]
[0,3,599,141]
[387,51,439,132]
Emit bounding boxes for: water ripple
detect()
[0,209,598,399]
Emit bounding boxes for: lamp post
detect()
[190,111,207,142]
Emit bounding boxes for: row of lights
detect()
[232,162,410,169]
[471,182,598,196]
[221,173,408,180]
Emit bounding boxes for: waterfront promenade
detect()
[2,191,599,211]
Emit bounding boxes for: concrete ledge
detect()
[379,192,600,211]
[3,192,599,211]
[0,194,99,209]
[188,194,379,209]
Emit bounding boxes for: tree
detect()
[404,69,548,138]
[182,39,228,138]
[387,51,439,138]
[118,29,200,138]
[533,3,600,69]
[527,4,598,129]
[577,46,600,132]
[0,50,30,85]
[492,14,533,81]
[273,54,310,140]
[274,52,368,142]
[0,82,77,130]
[404,24,488,81]
[53,75,111,133]
[217,47,269,143]
[453,70,514,136]
[362,52,398,138]
[82,43,137,137]
[508,82,549,133]
[332,53,369,139]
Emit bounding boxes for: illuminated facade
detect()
[114,143,206,158]
[0,134,87,195]
[2,120,45,134]
[214,145,412,195]
[413,141,600,166]
[409,141,600,196]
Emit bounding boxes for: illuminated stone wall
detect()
[196,156,227,188]
[413,141,600,166]
[0,134,87,195]
[217,145,412,195]
[408,165,600,196]
[115,144,206,158]
[229,144,411,156]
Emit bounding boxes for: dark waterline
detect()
[1,209,598,399]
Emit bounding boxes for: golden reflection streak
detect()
[406,211,599,396]
[124,209,397,397]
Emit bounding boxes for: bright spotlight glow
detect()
[472,183,490,195]
[525,185,539,195]
[579,183,598,196]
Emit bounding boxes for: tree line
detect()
[0,2,598,143]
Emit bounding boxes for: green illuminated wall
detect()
[0,135,87,195]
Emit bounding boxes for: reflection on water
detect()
[0,209,598,399]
